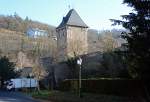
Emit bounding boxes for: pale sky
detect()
[0,0,133,30]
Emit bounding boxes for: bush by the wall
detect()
[59,78,144,96]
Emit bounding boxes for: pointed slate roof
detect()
[57,9,88,28]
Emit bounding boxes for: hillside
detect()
[87,29,126,53]
[0,28,57,68]
[0,13,56,35]
[0,13,57,61]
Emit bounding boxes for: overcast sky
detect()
[0,0,133,30]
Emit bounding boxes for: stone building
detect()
[56,9,88,62]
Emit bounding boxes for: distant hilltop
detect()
[0,13,55,34]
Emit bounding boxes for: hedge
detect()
[59,78,145,96]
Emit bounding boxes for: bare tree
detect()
[32,60,48,91]
[100,32,118,52]
[27,37,57,91]
[16,51,33,69]
[66,38,87,79]
[68,38,87,57]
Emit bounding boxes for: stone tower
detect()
[56,9,88,61]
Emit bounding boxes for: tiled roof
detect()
[57,9,88,28]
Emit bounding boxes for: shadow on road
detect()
[0,90,40,102]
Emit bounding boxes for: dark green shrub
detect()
[59,78,144,96]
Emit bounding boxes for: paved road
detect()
[0,90,40,102]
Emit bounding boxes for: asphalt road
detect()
[0,90,40,102]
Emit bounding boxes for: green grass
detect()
[30,90,51,100]
[30,90,144,102]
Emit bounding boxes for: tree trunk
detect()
[37,80,40,93]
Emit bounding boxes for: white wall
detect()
[11,78,38,88]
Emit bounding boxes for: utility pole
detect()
[51,36,57,90]
[77,57,82,97]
